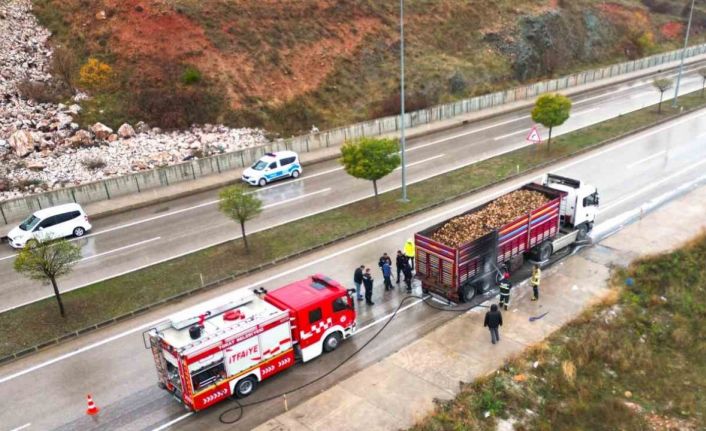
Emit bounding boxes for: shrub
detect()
[81,156,106,170]
[133,86,224,129]
[448,71,468,95]
[51,46,78,91]
[17,79,65,103]
[79,58,113,90]
[180,66,202,85]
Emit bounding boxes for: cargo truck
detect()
[415,174,599,303]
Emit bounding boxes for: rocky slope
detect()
[0,0,266,201]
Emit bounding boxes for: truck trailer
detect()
[415,174,599,303]
[145,274,356,411]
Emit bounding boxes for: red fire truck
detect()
[145,274,356,411]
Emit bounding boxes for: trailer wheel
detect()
[323,332,342,353]
[459,284,475,303]
[234,375,258,398]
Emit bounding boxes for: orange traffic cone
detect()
[86,394,100,416]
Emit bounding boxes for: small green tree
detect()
[340,137,401,203]
[219,185,262,252]
[698,68,706,98]
[531,93,572,149]
[14,238,82,317]
[652,78,673,114]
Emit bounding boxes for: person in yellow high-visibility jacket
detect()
[531,264,541,301]
[404,239,415,271]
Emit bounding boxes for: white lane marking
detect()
[262,188,332,210]
[493,129,527,141]
[573,107,599,117]
[9,424,31,431]
[627,151,666,169]
[558,109,706,172]
[79,237,162,262]
[150,413,193,431]
[629,91,652,99]
[395,154,445,170]
[410,114,534,151]
[2,106,705,380]
[0,237,162,265]
[0,252,17,262]
[355,298,425,335]
[602,157,706,211]
[572,67,703,106]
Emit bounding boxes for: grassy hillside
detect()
[411,234,706,430]
[32,0,706,135]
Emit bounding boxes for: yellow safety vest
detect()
[531,269,541,286]
[404,241,415,258]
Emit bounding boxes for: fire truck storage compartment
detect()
[415,183,563,302]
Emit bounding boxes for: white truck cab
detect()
[543,173,599,234]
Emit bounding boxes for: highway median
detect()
[2,91,706,363]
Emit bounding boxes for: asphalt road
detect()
[2,106,706,431]
[2,65,706,311]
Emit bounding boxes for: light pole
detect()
[399,0,408,202]
[673,0,696,108]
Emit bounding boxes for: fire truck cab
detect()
[145,275,356,411]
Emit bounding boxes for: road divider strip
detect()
[2,90,706,367]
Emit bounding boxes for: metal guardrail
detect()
[2,44,706,225]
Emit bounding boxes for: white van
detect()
[241,151,302,187]
[7,203,92,248]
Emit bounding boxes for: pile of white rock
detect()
[0,0,269,202]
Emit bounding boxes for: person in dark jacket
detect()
[484,304,503,344]
[363,267,374,305]
[382,260,393,291]
[395,250,407,284]
[353,265,364,301]
[402,262,413,293]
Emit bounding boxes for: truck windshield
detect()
[19,215,40,231]
[252,160,268,171]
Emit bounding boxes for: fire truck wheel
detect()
[577,223,589,240]
[323,332,342,352]
[234,375,258,398]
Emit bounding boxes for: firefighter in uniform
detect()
[498,273,511,311]
[531,264,541,301]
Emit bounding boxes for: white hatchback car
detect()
[7,203,92,248]
[241,151,302,187]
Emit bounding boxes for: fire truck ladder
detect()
[148,334,168,388]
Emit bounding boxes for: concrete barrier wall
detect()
[2,44,706,225]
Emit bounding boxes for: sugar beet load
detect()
[415,174,599,303]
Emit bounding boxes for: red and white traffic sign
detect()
[527,126,542,143]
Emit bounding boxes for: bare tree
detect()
[652,78,673,114]
[51,46,78,92]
